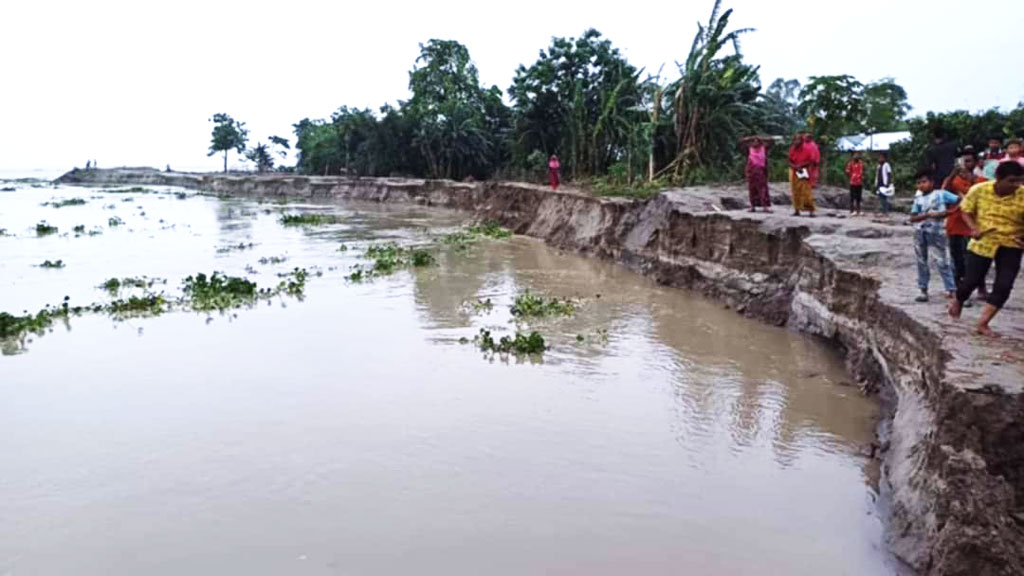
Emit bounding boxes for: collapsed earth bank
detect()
[57,168,1024,576]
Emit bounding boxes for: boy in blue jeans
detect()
[910,170,960,302]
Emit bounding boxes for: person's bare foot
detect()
[948,299,962,319]
[975,324,1000,337]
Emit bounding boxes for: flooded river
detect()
[0,182,902,574]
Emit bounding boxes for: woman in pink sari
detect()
[740,136,773,212]
[548,155,561,190]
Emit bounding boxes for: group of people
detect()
[739,130,1024,335]
[912,141,1024,336]
[739,132,900,216]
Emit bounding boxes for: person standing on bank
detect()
[941,149,988,303]
[875,152,895,214]
[740,136,773,212]
[909,170,959,303]
[926,128,958,188]
[548,155,561,191]
[949,161,1024,336]
[845,151,866,216]
[788,132,819,217]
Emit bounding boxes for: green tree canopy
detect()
[863,79,911,133]
[509,29,642,178]
[798,75,866,145]
[246,142,274,173]
[208,113,249,173]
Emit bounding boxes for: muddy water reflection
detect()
[0,185,899,575]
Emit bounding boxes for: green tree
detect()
[863,79,911,133]
[246,142,274,173]
[269,135,291,159]
[760,78,802,136]
[661,0,762,181]
[509,29,642,179]
[797,75,865,145]
[208,113,249,173]
[406,40,507,180]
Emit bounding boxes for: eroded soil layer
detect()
[59,168,1024,575]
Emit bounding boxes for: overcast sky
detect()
[3,0,1022,175]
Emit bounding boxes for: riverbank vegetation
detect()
[209,0,1020,197]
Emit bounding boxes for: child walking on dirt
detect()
[941,149,988,302]
[845,151,866,215]
[948,161,1024,336]
[910,170,959,303]
[740,136,773,212]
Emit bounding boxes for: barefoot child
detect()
[949,161,1024,336]
[909,170,959,303]
[941,150,988,301]
[845,151,866,215]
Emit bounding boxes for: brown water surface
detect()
[0,183,901,574]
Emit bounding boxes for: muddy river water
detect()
[1,182,903,574]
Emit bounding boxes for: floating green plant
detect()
[471,298,494,313]
[510,290,576,318]
[108,216,123,227]
[35,222,58,236]
[175,192,188,200]
[473,328,546,355]
[107,295,167,317]
[258,255,287,265]
[73,225,86,234]
[279,213,342,226]
[216,242,255,254]
[102,186,151,194]
[101,276,167,296]
[181,273,261,312]
[43,198,86,208]
[39,260,65,269]
[442,221,513,249]
[355,242,437,279]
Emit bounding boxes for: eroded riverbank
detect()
[47,168,1024,574]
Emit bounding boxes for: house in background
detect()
[835,131,911,152]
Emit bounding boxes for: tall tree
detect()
[269,135,291,159]
[863,78,911,133]
[797,75,865,144]
[208,113,249,173]
[246,142,274,173]
[509,29,641,179]
[661,0,761,180]
[406,40,506,180]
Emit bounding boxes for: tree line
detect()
[208,0,1022,191]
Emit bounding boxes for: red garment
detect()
[788,143,820,187]
[945,174,987,236]
[845,160,865,186]
[549,168,560,190]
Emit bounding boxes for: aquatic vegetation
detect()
[216,242,256,254]
[471,298,494,313]
[510,290,576,318]
[73,225,86,234]
[467,222,513,239]
[35,222,58,236]
[181,273,261,312]
[88,229,103,236]
[175,192,188,200]
[275,268,309,297]
[0,228,8,236]
[39,260,65,269]
[258,255,287,265]
[108,216,123,227]
[101,276,167,296]
[337,244,349,252]
[107,295,167,317]
[473,328,546,355]
[345,267,366,283]
[357,242,437,278]
[442,221,513,249]
[43,198,86,208]
[103,186,151,194]
[279,213,342,226]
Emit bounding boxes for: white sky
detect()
[3,0,1022,175]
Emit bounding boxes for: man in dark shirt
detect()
[925,128,958,187]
